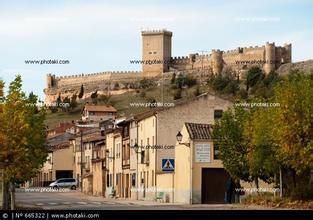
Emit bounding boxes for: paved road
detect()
[15,188,280,210]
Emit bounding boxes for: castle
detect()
[44,29,292,103]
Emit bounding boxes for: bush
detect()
[49,106,58,113]
[146,97,157,108]
[173,89,182,100]
[238,89,248,99]
[139,78,155,89]
[140,90,146,98]
[194,86,201,96]
[224,80,239,95]
[114,82,120,90]
[98,94,111,104]
[175,74,198,89]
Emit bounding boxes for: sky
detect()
[0,0,312,100]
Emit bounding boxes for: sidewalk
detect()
[77,192,182,206]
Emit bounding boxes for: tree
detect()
[271,73,313,177]
[78,84,84,99]
[91,91,98,104]
[246,66,264,91]
[70,94,78,109]
[0,75,47,210]
[56,93,62,108]
[212,106,251,181]
[62,96,71,111]
[244,101,279,186]
[170,72,176,84]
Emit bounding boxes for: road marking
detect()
[62,202,71,205]
[48,202,58,205]
[103,202,116,205]
[91,202,102,205]
[76,202,87,205]
[36,203,44,206]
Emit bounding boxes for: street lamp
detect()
[176,131,190,147]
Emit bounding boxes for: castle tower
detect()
[264,42,276,74]
[211,49,223,74]
[283,43,292,63]
[141,29,172,76]
[46,73,54,88]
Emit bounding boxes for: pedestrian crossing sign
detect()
[162,159,175,172]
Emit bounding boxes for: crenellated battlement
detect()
[55,71,142,80]
[45,29,292,104]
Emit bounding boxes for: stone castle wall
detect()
[169,43,291,74]
[44,29,292,104]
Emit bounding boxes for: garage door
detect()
[201,168,229,204]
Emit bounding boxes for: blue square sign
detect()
[162,159,175,172]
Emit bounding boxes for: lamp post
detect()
[176,131,192,204]
[176,131,190,147]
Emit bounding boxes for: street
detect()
[15,188,286,210]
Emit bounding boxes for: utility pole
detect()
[279,166,283,198]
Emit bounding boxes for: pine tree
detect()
[78,84,84,99]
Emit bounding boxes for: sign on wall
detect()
[162,159,175,172]
[195,143,211,162]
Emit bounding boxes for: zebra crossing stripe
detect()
[76,201,88,205]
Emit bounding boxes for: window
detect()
[214,143,220,160]
[214,110,223,120]
[152,170,154,186]
[152,136,155,153]
[107,174,110,187]
[132,174,136,187]
[147,138,150,146]
[90,111,95,115]
[147,171,149,187]
[141,151,145,164]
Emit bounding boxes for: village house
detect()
[174,123,228,204]
[82,104,117,122]
[123,92,232,202]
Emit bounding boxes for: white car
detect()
[49,178,78,190]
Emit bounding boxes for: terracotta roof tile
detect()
[84,105,117,112]
[185,123,212,140]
